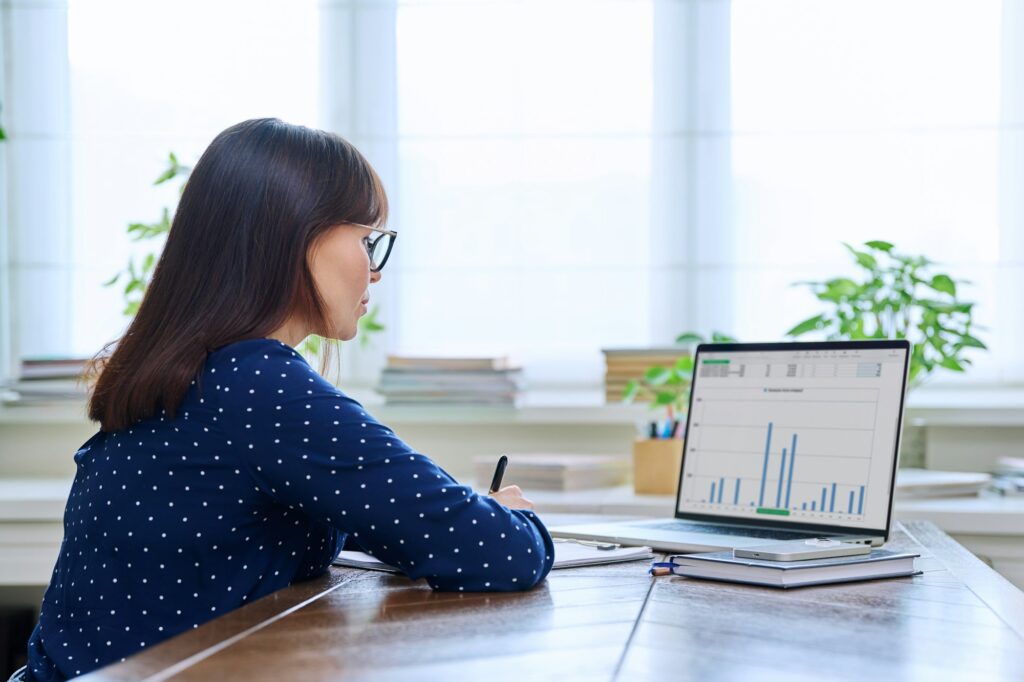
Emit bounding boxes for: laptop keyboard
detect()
[635,520,819,541]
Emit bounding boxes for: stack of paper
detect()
[895,468,992,499]
[333,541,652,573]
[474,454,630,491]
[376,355,522,405]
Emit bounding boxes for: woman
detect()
[22,119,554,681]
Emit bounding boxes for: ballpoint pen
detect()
[489,454,509,493]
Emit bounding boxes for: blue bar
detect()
[830,482,837,512]
[802,502,806,510]
[811,500,816,511]
[848,490,854,513]
[734,479,741,505]
[718,477,724,504]
[821,487,827,510]
[759,422,774,507]
[858,486,865,515]
[784,434,798,508]
[710,481,716,502]
[775,447,787,508]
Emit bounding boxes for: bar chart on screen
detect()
[681,384,886,523]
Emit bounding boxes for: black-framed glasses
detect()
[350,222,398,272]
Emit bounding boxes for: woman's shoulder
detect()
[207,338,305,370]
[204,337,341,395]
[202,338,323,392]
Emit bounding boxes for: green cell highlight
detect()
[756,507,791,516]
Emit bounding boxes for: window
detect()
[6,0,1022,389]
[391,1,655,385]
[6,0,319,365]
[724,0,1022,384]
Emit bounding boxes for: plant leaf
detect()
[929,274,957,297]
[644,366,671,385]
[865,240,894,252]
[674,355,694,373]
[939,356,965,372]
[622,380,640,403]
[675,332,704,344]
[785,314,826,337]
[843,242,878,270]
[959,334,987,349]
[653,392,677,406]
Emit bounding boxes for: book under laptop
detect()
[550,340,911,553]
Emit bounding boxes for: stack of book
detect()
[602,347,690,403]
[474,453,630,491]
[895,468,992,499]
[2,357,90,405]
[377,355,521,405]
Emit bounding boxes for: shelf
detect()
[3,387,1024,427]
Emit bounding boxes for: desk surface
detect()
[79,520,1024,682]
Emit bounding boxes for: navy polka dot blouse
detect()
[26,339,555,680]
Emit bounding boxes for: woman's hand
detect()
[488,484,535,510]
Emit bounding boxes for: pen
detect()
[648,421,659,439]
[489,454,509,493]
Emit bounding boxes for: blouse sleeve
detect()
[217,343,554,592]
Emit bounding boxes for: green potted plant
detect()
[786,241,987,387]
[622,331,737,419]
[623,331,736,495]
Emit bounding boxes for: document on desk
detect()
[333,542,653,573]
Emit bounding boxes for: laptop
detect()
[550,340,911,553]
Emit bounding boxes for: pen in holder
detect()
[632,438,683,495]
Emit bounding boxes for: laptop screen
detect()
[676,341,910,535]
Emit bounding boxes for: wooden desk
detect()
[80,521,1024,681]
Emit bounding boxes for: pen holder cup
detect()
[632,438,684,495]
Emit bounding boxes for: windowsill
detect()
[3,386,1024,427]
[5,478,1024,537]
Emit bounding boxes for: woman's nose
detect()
[370,270,382,284]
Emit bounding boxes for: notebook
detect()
[333,541,653,573]
[660,548,919,588]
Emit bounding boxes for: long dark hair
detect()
[88,118,388,432]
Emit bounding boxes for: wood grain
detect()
[77,521,1024,682]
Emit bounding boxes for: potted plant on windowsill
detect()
[622,331,736,495]
[785,241,987,388]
